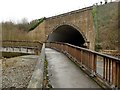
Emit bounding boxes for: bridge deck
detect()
[45,48,101,88]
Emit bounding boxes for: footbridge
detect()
[28,6,95,50]
[0,40,42,55]
[1,40,120,89]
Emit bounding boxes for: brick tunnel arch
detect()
[47,24,87,47]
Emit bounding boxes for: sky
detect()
[0,0,115,23]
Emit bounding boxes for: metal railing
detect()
[1,40,43,55]
[46,42,120,88]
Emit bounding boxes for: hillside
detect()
[93,2,119,51]
[1,17,45,41]
[2,22,29,41]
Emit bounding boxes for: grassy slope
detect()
[29,17,45,31]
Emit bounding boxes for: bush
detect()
[95,44,102,51]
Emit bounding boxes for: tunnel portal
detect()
[47,25,86,47]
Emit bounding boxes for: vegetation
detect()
[2,21,29,41]
[29,17,46,31]
[92,2,119,51]
[43,59,52,88]
[1,17,45,41]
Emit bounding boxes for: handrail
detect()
[46,42,119,60]
[66,43,119,61]
[46,42,120,88]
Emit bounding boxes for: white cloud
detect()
[0,0,115,22]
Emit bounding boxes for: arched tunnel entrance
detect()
[47,25,87,47]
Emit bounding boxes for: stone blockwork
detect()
[28,6,95,50]
[45,7,95,50]
[28,21,46,42]
[27,2,119,50]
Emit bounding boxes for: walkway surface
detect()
[45,48,101,88]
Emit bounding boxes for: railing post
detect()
[35,47,41,55]
[65,45,68,54]
[91,54,97,77]
[12,47,14,51]
[80,50,83,66]
[19,47,21,51]
[26,48,28,52]
[116,62,120,89]
[112,60,117,88]
[106,58,108,81]
[6,47,8,51]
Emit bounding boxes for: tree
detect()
[104,0,108,4]
[21,18,28,24]
[17,18,29,31]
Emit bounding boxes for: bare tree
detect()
[104,0,108,4]
[21,18,28,24]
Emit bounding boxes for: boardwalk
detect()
[45,48,101,88]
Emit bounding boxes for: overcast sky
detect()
[0,0,115,23]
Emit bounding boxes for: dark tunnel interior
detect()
[47,25,86,47]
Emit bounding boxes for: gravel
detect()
[2,55,39,88]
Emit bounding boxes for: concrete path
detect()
[45,48,101,88]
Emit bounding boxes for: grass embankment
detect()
[29,17,45,31]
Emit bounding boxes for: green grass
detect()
[29,17,46,31]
